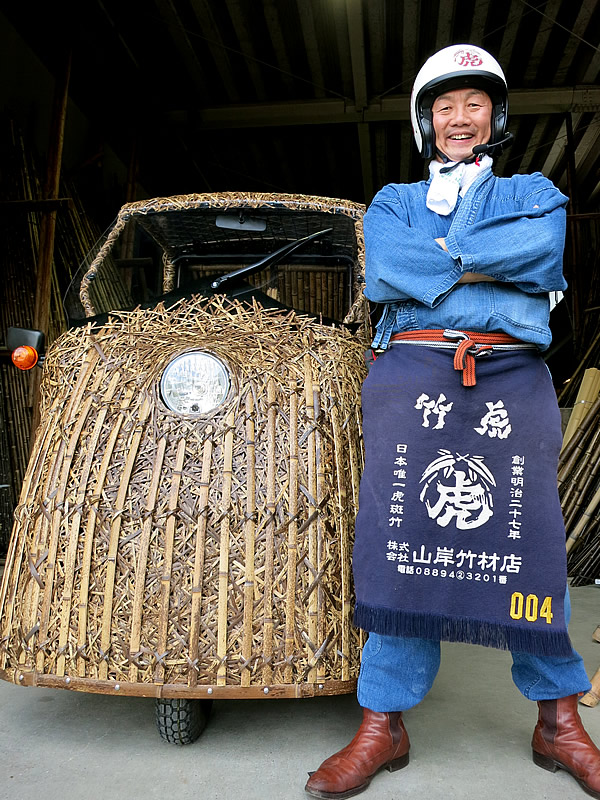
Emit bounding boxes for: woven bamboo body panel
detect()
[0,295,367,697]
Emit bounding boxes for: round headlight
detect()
[160,352,231,415]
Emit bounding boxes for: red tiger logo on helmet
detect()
[453,49,483,67]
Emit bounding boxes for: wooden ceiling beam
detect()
[402,0,420,86]
[154,0,209,96]
[515,116,548,174]
[583,45,600,84]
[189,0,241,102]
[567,112,600,187]
[262,0,296,95]
[587,179,600,206]
[169,87,600,129]
[366,1,385,96]
[357,122,374,202]
[346,0,373,202]
[296,0,326,99]
[553,1,598,85]
[223,0,268,100]
[494,117,521,175]
[346,0,368,110]
[468,0,489,46]
[544,113,600,198]
[523,0,562,85]
[435,0,456,51]
[541,114,583,190]
[498,0,524,70]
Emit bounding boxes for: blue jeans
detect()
[357,592,591,711]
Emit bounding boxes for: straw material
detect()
[0,294,367,696]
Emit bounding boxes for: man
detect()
[305,44,600,800]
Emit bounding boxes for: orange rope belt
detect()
[389,328,532,387]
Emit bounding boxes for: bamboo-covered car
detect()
[0,192,370,743]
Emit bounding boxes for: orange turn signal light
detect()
[11,345,39,370]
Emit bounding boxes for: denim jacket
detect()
[364,167,568,351]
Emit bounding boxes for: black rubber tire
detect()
[155,698,213,745]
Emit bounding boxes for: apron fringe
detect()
[353,602,575,657]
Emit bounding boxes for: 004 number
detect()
[509,592,553,624]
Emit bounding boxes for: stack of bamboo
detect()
[0,121,122,553]
[557,217,600,409]
[559,368,600,584]
[0,122,41,551]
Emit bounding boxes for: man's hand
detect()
[458,272,496,283]
[435,236,496,282]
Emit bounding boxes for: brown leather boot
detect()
[304,708,409,799]
[532,694,600,798]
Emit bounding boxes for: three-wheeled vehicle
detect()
[0,192,369,743]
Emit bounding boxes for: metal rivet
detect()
[263,687,269,694]
[65,677,71,685]
[114,683,120,691]
[18,674,24,682]
[207,687,213,695]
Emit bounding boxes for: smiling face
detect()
[431,87,492,162]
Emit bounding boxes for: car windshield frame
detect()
[71,193,366,327]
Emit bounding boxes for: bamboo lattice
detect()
[0,188,370,697]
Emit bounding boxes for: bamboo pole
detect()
[32,350,100,674]
[242,394,256,687]
[566,480,600,554]
[330,402,351,681]
[188,434,213,687]
[562,369,600,448]
[128,436,167,684]
[262,381,276,686]
[54,394,98,677]
[558,394,600,485]
[284,383,299,684]
[304,353,318,683]
[154,436,186,686]
[31,52,72,440]
[568,516,600,585]
[77,386,133,677]
[217,410,235,687]
[557,327,600,406]
[0,390,61,663]
[100,396,151,681]
[561,424,600,523]
[314,377,326,685]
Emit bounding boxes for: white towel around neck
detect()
[426,154,493,216]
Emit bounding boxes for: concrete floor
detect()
[1,584,599,800]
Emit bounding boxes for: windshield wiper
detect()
[210,228,333,290]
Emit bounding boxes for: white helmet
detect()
[411,44,509,159]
